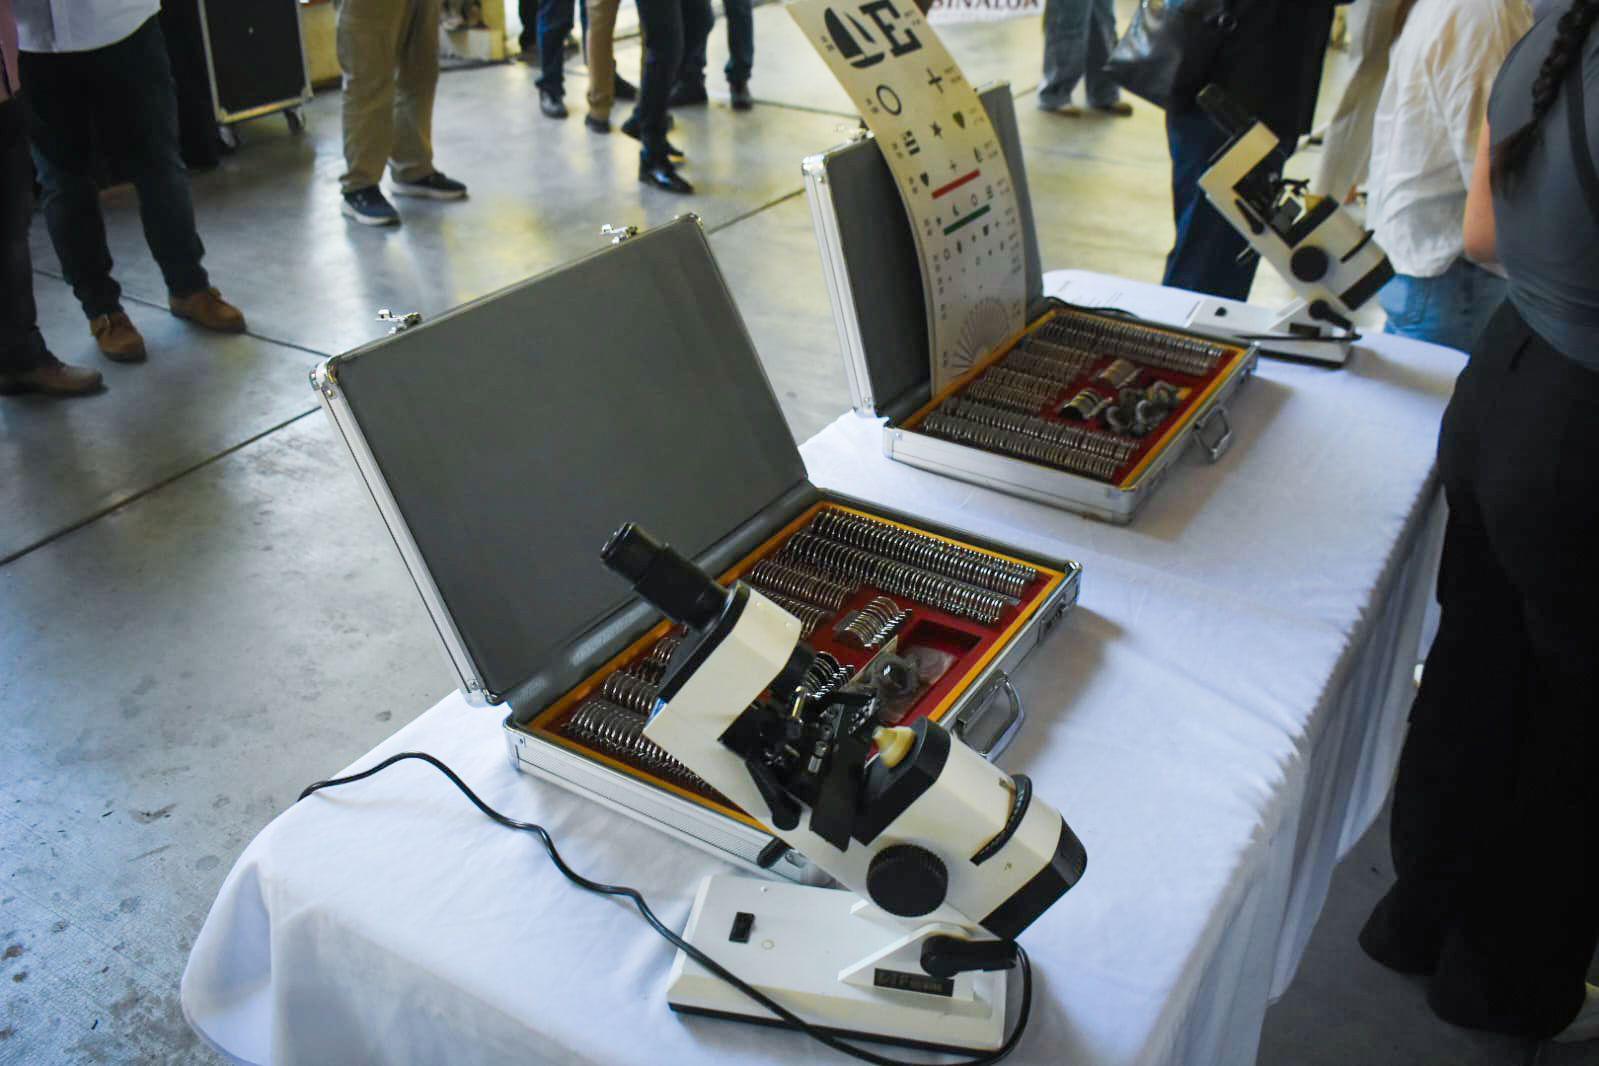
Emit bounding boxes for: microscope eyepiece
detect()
[601,523,729,631]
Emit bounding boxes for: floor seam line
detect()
[705,187,806,235]
[0,406,320,569]
[28,267,335,361]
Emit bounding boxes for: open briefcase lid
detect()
[313,216,807,705]
[805,83,1045,422]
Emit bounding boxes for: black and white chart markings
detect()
[788,0,1027,390]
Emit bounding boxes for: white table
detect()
[182,273,1459,1066]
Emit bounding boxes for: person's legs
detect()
[518,0,539,53]
[338,0,402,193]
[17,49,124,319]
[672,0,713,99]
[91,18,210,300]
[392,0,441,182]
[585,0,620,123]
[1379,260,1508,353]
[635,0,684,156]
[536,0,575,96]
[1038,0,1090,111]
[0,96,102,396]
[1081,0,1122,110]
[1162,108,1258,300]
[0,98,45,374]
[723,0,754,85]
[1362,302,1599,1038]
[1421,312,1599,1038]
[634,0,690,190]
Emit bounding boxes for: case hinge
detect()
[377,308,422,334]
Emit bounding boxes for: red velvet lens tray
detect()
[903,309,1252,488]
[528,501,1068,827]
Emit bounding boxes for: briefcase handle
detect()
[949,672,1026,761]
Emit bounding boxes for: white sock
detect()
[1553,983,1599,1043]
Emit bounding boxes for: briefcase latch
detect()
[601,224,639,245]
[376,309,422,334]
[1194,406,1234,463]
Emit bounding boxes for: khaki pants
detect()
[337,0,441,192]
[585,0,620,121]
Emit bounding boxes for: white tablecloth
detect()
[181,272,1459,1066]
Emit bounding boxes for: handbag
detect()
[1102,0,1241,112]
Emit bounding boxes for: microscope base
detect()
[666,874,1010,1052]
[1184,296,1355,367]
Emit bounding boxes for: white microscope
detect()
[1185,85,1395,367]
[601,524,1086,1054]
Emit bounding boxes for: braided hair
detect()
[1492,0,1599,187]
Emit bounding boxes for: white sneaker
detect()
[1553,983,1599,1043]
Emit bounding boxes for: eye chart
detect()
[789,0,1026,391]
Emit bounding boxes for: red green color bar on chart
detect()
[943,204,991,235]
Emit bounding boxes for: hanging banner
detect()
[788,0,1027,391]
[925,0,1042,26]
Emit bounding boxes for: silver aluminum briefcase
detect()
[803,83,1259,525]
[312,216,1082,881]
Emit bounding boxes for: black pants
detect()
[1361,301,1599,1038]
[1162,106,1262,301]
[1,97,48,374]
[634,0,710,158]
[18,15,208,320]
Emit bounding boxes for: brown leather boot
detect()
[170,287,246,333]
[90,311,148,362]
[0,356,104,397]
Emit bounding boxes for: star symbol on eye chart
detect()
[930,120,942,138]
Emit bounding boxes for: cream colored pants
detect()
[337,0,441,192]
[585,0,621,121]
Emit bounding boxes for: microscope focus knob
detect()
[867,844,948,917]
[1290,246,1332,283]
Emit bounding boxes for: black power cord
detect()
[298,751,1033,1065]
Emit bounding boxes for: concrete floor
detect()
[1,8,1593,1065]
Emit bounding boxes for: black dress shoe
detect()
[585,114,611,133]
[614,75,638,101]
[639,156,693,194]
[539,89,568,119]
[729,81,753,111]
[668,81,708,107]
[620,114,682,156]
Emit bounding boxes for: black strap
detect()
[1570,46,1599,217]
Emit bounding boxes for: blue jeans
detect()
[679,0,753,88]
[534,0,589,95]
[1162,107,1260,301]
[18,15,209,320]
[1039,0,1120,109]
[1379,260,1508,354]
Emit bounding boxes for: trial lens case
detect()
[804,83,1260,525]
[311,217,1082,882]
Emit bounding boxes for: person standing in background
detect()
[582,0,620,132]
[337,0,468,226]
[624,0,707,193]
[1365,0,1531,352]
[1038,0,1130,117]
[0,0,99,397]
[1360,0,1599,1041]
[1311,0,1403,201]
[1160,2,1341,301]
[15,0,245,362]
[672,0,755,112]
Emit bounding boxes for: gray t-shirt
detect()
[1489,4,1599,368]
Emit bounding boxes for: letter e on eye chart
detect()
[789,0,1027,390]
